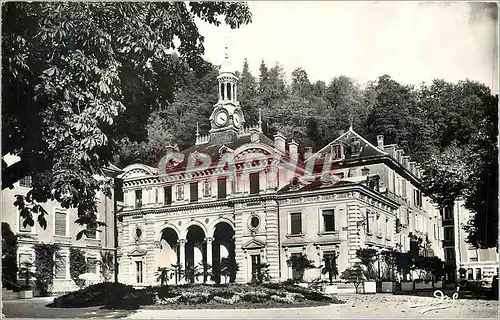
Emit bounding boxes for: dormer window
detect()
[351,138,361,154]
[330,144,343,160]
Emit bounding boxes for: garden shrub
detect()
[34,243,61,296]
[52,282,135,308]
[2,223,18,291]
[69,248,87,288]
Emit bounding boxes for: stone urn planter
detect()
[19,289,33,299]
[363,281,377,294]
[324,284,338,295]
[381,281,395,293]
[401,281,414,292]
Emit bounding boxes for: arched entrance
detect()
[185,225,206,283]
[212,222,236,284]
[157,227,180,284]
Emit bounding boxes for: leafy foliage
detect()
[1,223,18,290]
[18,261,35,290]
[2,1,251,232]
[69,247,88,288]
[99,251,115,282]
[220,256,239,284]
[286,254,315,282]
[321,252,339,284]
[355,248,378,281]
[250,262,271,284]
[34,243,61,296]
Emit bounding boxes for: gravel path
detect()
[126,294,499,319]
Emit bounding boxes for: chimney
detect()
[377,135,384,149]
[165,143,176,154]
[288,139,298,158]
[304,147,313,159]
[273,132,286,152]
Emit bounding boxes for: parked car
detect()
[491,275,498,299]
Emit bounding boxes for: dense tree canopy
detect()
[2,2,251,236]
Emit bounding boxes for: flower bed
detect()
[51,282,344,310]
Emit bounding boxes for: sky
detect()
[196,1,498,92]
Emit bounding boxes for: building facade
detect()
[1,155,121,293]
[441,200,498,283]
[116,49,444,286]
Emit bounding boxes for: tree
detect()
[356,248,378,280]
[321,252,339,284]
[2,2,252,232]
[286,254,315,283]
[290,68,312,98]
[69,247,88,288]
[220,256,239,284]
[238,59,259,124]
[2,223,18,290]
[99,251,115,282]
[421,93,498,249]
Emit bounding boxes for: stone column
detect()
[205,237,214,284]
[178,239,186,284]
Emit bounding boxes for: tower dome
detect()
[217,42,238,104]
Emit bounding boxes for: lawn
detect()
[49,282,345,310]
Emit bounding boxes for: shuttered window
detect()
[54,211,67,236]
[217,178,227,199]
[290,213,302,235]
[322,210,335,232]
[55,256,67,279]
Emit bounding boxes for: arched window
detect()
[227,83,232,100]
[220,83,224,100]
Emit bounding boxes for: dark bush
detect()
[52,282,135,308]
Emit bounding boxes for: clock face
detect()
[215,109,228,127]
[233,114,241,128]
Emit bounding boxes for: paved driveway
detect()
[2,297,134,319]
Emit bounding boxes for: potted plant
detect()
[18,261,34,299]
[356,248,378,294]
[379,249,397,293]
[428,256,444,289]
[286,254,315,287]
[321,253,339,294]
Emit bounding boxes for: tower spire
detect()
[224,36,229,61]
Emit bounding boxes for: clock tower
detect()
[208,43,246,144]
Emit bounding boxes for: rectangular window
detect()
[385,218,390,238]
[176,185,184,201]
[251,254,261,281]
[443,226,454,241]
[190,182,198,202]
[54,210,67,236]
[249,173,259,195]
[87,226,97,239]
[164,186,172,205]
[19,212,32,232]
[331,144,342,160]
[18,253,31,267]
[135,189,142,209]
[202,180,211,198]
[444,248,455,261]
[322,209,335,232]
[402,180,407,198]
[55,255,67,280]
[476,268,482,280]
[290,212,302,235]
[467,268,474,280]
[366,210,372,233]
[444,207,453,220]
[19,176,32,188]
[136,261,143,283]
[87,258,97,274]
[217,178,227,199]
[155,188,159,203]
[323,251,338,279]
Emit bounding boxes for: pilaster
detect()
[264,200,280,281]
[347,202,362,265]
